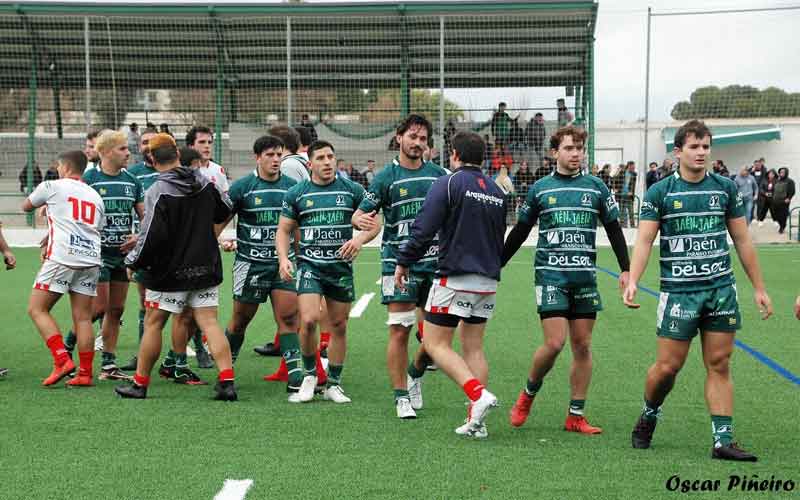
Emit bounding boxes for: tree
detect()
[671,85,800,119]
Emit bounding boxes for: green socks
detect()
[711,415,733,447]
[175,352,188,369]
[65,331,77,353]
[407,361,426,379]
[302,354,317,377]
[394,389,410,401]
[642,399,662,422]
[101,351,116,369]
[192,330,204,351]
[569,399,585,416]
[280,333,302,387]
[163,350,177,367]
[225,329,245,364]
[327,364,343,387]
[525,378,542,397]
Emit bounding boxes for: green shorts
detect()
[380,271,433,306]
[535,284,603,315]
[232,259,296,304]
[656,285,741,340]
[296,263,355,303]
[99,263,128,283]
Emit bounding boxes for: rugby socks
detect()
[137,309,145,342]
[711,415,733,448]
[642,399,662,423]
[45,335,70,365]
[78,351,94,377]
[163,350,177,368]
[568,399,586,416]
[101,351,117,369]
[192,330,204,351]
[319,331,331,350]
[407,360,426,379]
[218,368,235,382]
[394,389,410,402]
[417,321,424,338]
[525,378,543,397]
[64,331,77,353]
[302,354,317,377]
[279,332,302,387]
[327,364,343,387]
[225,329,245,364]
[133,373,150,387]
[463,378,484,402]
[175,352,188,369]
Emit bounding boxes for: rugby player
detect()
[23,151,105,387]
[352,114,447,419]
[277,140,379,403]
[394,131,506,438]
[502,126,630,434]
[84,130,101,170]
[115,134,236,401]
[624,120,773,461]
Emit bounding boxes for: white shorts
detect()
[33,260,99,297]
[144,287,220,314]
[424,277,497,320]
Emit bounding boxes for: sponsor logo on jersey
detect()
[547,255,593,267]
[99,188,107,196]
[670,303,682,317]
[606,196,618,210]
[581,193,592,206]
[304,228,315,240]
[70,234,97,250]
[668,237,719,256]
[708,195,720,209]
[548,196,557,205]
[197,290,218,300]
[641,201,655,213]
[673,200,683,209]
[250,228,263,240]
[254,196,262,206]
[124,185,133,197]
[249,248,277,259]
[546,292,557,305]
[465,190,503,206]
[456,300,473,309]
[250,275,260,286]
[671,261,728,278]
[729,317,737,325]
[669,320,679,332]
[364,191,378,203]
[478,178,487,190]
[306,199,314,207]
[399,188,408,197]
[545,231,587,246]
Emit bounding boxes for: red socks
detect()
[463,378,484,402]
[319,331,331,350]
[133,373,150,387]
[417,321,424,338]
[78,351,94,377]
[218,368,235,382]
[45,335,70,365]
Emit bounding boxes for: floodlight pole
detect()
[84,16,91,130]
[643,7,651,170]
[286,17,293,125]
[439,15,445,145]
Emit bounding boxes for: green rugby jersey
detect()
[229,170,297,264]
[358,158,448,275]
[518,171,618,287]
[640,170,745,292]
[126,161,159,192]
[282,176,365,275]
[82,166,144,266]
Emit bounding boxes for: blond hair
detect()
[94,130,127,154]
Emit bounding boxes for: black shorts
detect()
[425,310,487,328]
[539,311,597,321]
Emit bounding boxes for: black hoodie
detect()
[125,166,232,292]
[774,167,796,202]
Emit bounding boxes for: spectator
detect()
[525,112,547,155]
[443,120,457,169]
[18,162,42,193]
[599,163,612,189]
[591,164,599,176]
[645,161,660,189]
[757,169,778,226]
[44,159,59,181]
[556,98,573,127]
[749,158,766,187]
[490,102,511,146]
[616,161,637,228]
[490,143,513,175]
[483,134,493,170]
[159,123,174,138]
[534,157,553,182]
[658,157,675,179]
[128,123,141,161]
[365,159,377,186]
[513,160,535,198]
[336,159,350,180]
[712,159,730,178]
[494,166,516,225]
[734,166,759,226]
[773,167,795,234]
[508,117,524,150]
[348,162,369,189]
[299,114,318,143]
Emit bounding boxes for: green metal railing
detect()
[788,207,800,241]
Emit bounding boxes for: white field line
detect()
[349,292,376,318]
[214,480,254,500]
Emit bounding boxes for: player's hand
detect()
[119,234,138,253]
[39,237,47,263]
[753,288,773,320]
[618,271,630,294]
[220,239,237,252]
[355,211,378,231]
[394,265,409,293]
[279,258,295,283]
[127,268,134,282]
[339,239,362,261]
[3,250,15,270]
[794,295,800,320]
[622,282,640,309]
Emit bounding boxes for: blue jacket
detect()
[396,165,506,280]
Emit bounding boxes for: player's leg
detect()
[564,316,602,434]
[387,301,416,413]
[268,288,301,390]
[458,318,488,386]
[115,303,170,399]
[225,300,259,364]
[65,291,96,386]
[65,277,107,354]
[289,292,322,403]
[193,305,237,402]
[167,308,205,385]
[319,297,333,355]
[28,287,73,385]
[321,297,352,403]
[120,278,146,371]
[98,277,131,380]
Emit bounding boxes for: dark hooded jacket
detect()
[125,166,232,292]
[774,167,795,203]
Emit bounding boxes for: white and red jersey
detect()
[198,160,229,193]
[28,178,105,268]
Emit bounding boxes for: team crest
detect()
[670,303,682,317]
[546,293,557,305]
[669,320,679,332]
[673,200,683,209]
[728,317,736,325]
[304,228,315,240]
[306,199,314,207]
[124,185,133,196]
[708,195,720,209]
[399,188,408,197]
[548,196,557,205]
[581,193,592,206]
[478,179,487,190]
[336,195,346,206]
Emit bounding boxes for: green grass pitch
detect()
[0,246,798,499]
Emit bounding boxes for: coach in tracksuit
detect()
[394,130,506,439]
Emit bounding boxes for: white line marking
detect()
[375,278,381,285]
[214,480,254,500]
[349,293,376,318]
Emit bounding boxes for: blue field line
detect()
[597,266,800,387]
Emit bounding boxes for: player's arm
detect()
[276,215,297,282]
[602,219,631,286]
[0,224,15,270]
[340,213,382,260]
[622,220,658,308]
[502,188,538,266]
[352,179,383,234]
[727,216,772,319]
[120,201,146,253]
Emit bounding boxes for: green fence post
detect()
[27,45,37,228]
[212,9,224,163]
[399,4,410,118]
